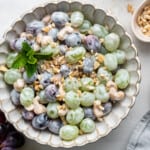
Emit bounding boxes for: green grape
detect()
[113,50,126,65]
[20,87,34,107]
[90,24,108,38]
[104,33,120,52]
[40,44,60,56]
[97,67,113,84]
[115,69,130,89]
[71,11,84,27]
[64,77,81,92]
[47,102,59,119]
[79,20,92,34]
[38,90,48,104]
[104,53,118,71]
[80,77,94,91]
[94,84,109,103]
[80,118,95,133]
[4,69,21,85]
[80,92,95,107]
[66,107,84,125]
[6,53,18,68]
[65,46,86,64]
[65,91,80,109]
[59,125,79,141]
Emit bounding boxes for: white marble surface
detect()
[0,0,149,150]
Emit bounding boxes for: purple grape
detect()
[2,131,25,148]
[22,110,34,121]
[26,20,44,35]
[48,119,63,135]
[60,64,70,78]
[102,102,112,116]
[23,72,37,84]
[59,45,68,55]
[51,12,69,28]
[10,89,20,106]
[40,72,52,88]
[65,33,81,47]
[84,35,101,52]
[32,113,49,130]
[45,84,58,102]
[1,147,15,150]
[0,124,7,143]
[83,107,96,120]
[83,57,94,74]
[48,28,59,41]
[0,111,6,123]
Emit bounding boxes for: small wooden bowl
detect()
[132,0,150,42]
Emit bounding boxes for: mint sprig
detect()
[12,42,52,78]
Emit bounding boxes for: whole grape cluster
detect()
[2,10,130,141]
[0,111,25,150]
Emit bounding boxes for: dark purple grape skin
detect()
[1,147,15,150]
[51,12,69,28]
[59,45,68,55]
[48,119,63,135]
[23,72,37,84]
[40,72,52,88]
[60,64,70,78]
[32,113,49,130]
[0,124,7,143]
[65,33,81,47]
[45,84,58,102]
[83,107,96,120]
[84,35,101,52]
[2,131,25,148]
[0,111,6,123]
[22,110,34,121]
[26,20,44,35]
[48,28,59,41]
[102,102,112,116]
[83,57,94,74]
[10,89,20,106]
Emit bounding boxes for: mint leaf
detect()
[25,63,37,78]
[22,42,32,52]
[34,53,52,60]
[12,54,27,69]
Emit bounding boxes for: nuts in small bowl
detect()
[132,0,150,42]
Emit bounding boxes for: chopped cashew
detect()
[57,104,68,116]
[93,100,104,121]
[13,79,25,92]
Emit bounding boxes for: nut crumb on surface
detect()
[127,4,134,14]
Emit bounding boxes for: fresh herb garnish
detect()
[12,42,52,78]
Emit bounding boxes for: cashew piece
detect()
[57,104,68,116]
[106,80,125,101]
[93,101,104,121]
[13,79,25,92]
[57,26,74,41]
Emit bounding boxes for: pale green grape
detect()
[6,53,18,68]
[115,69,130,89]
[80,118,95,133]
[97,67,113,84]
[40,44,60,56]
[65,91,80,109]
[4,69,21,85]
[47,102,59,119]
[79,20,92,33]
[90,24,108,38]
[64,77,81,92]
[20,87,34,107]
[66,107,84,125]
[104,53,118,71]
[59,125,79,141]
[94,84,109,103]
[38,90,48,104]
[71,11,84,27]
[80,92,95,107]
[65,46,86,64]
[80,77,94,91]
[113,50,126,65]
[104,33,120,52]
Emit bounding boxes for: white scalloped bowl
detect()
[0,1,141,148]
